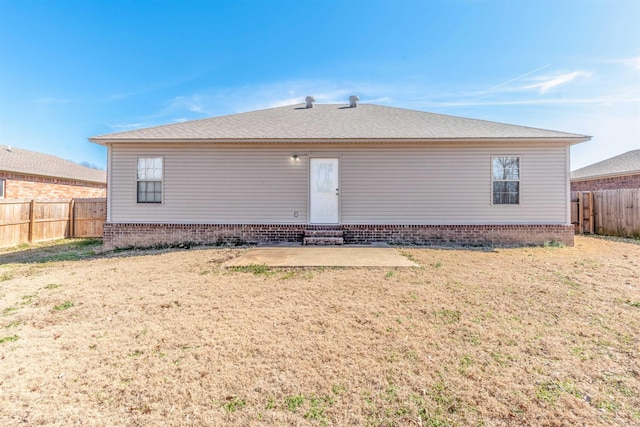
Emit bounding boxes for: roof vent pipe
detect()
[349,95,359,108]
[305,96,316,108]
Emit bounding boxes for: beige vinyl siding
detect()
[109,142,569,225]
[110,145,308,224]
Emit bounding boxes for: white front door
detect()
[309,158,339,224]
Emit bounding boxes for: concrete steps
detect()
[303,229,344,245]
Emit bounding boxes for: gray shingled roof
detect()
[0,145,106,184]
[90,103,589,142]
[571,149,640,180]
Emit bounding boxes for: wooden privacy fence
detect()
[0,198,106,248]
[571,189,640,238]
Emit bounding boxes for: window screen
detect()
[136,158,163,203]
[492,157,520,205]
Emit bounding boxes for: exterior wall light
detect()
[292,154,300,161]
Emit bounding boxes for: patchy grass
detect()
[400,251,418,263]
[229,263,272,275]
[53,301,74,311]
[536,379,581,404]
[1,270,15,281]
[222,396,247,413]
[2,306,18,316]
[0,334,19,344]
[543,240,567,248]
[433,308,461,324]
[20,294,37,306]
[285,394,305,412]
[0,236,638,426]
[3,320,22,328]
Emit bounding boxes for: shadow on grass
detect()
[0,238,246,265]
[0,238,104,264]
[584,234,640,245]
[6,234,635,265]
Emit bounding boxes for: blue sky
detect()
[1,0,638,170]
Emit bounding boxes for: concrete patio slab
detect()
[223,247,419,267]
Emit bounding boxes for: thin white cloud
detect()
[264,97,306,108]
[109,90,146,101]
[107,72,207,101]
[415,95,640,108]
[524,71,591,94]
[167,95,208,114]
[598,56,640,71]
[624,57,640,71]
[102,76,638,174]
[474,70,592,96]
[109,122,150,132]
[126,72,636,132]
[156,80,401,119]
[363,96,393,104]
[482,64,552,93]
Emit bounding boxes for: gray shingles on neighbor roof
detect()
[90,103,589,142]
[571,149,640,180]
[0,145,106,184]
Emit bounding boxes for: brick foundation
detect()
[103,223,575,250]
[571,174,640,191]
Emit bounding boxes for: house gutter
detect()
[571,170,640,182]
[88,136,591,146]
[0,169,107,186]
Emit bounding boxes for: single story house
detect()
[571,149,640,191]
[89,97,590,249]
[0,145,106,200]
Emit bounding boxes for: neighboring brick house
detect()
[571,149,640,191]
[0,145,106,199]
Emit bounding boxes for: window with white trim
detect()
[137,157,163,203]
[0,179,5,199]
[492,156,520,204]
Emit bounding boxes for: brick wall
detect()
[0,172,106,199]
[103,223,575,250]
[571,174,640,191]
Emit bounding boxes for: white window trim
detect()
[491,155,521,206]
[0,178,5,199]
[136,157,164,204]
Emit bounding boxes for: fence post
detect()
[578,192,583,233]
[69,199,75,238]
[588,192,594,234]
[28,199,35,243]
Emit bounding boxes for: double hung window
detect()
[137,157,163,203]
[492,156,520,205]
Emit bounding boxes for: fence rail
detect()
[0,198,106,248]
[571,189,639,238]
[3,192,636,246]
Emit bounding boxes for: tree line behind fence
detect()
[572,189,640,238]
[0,198,106,248]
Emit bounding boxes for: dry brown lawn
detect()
[0,236,639,426]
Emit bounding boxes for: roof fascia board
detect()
[90,136,590,145]
[571,171,640,182]
[0,169,106,185]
